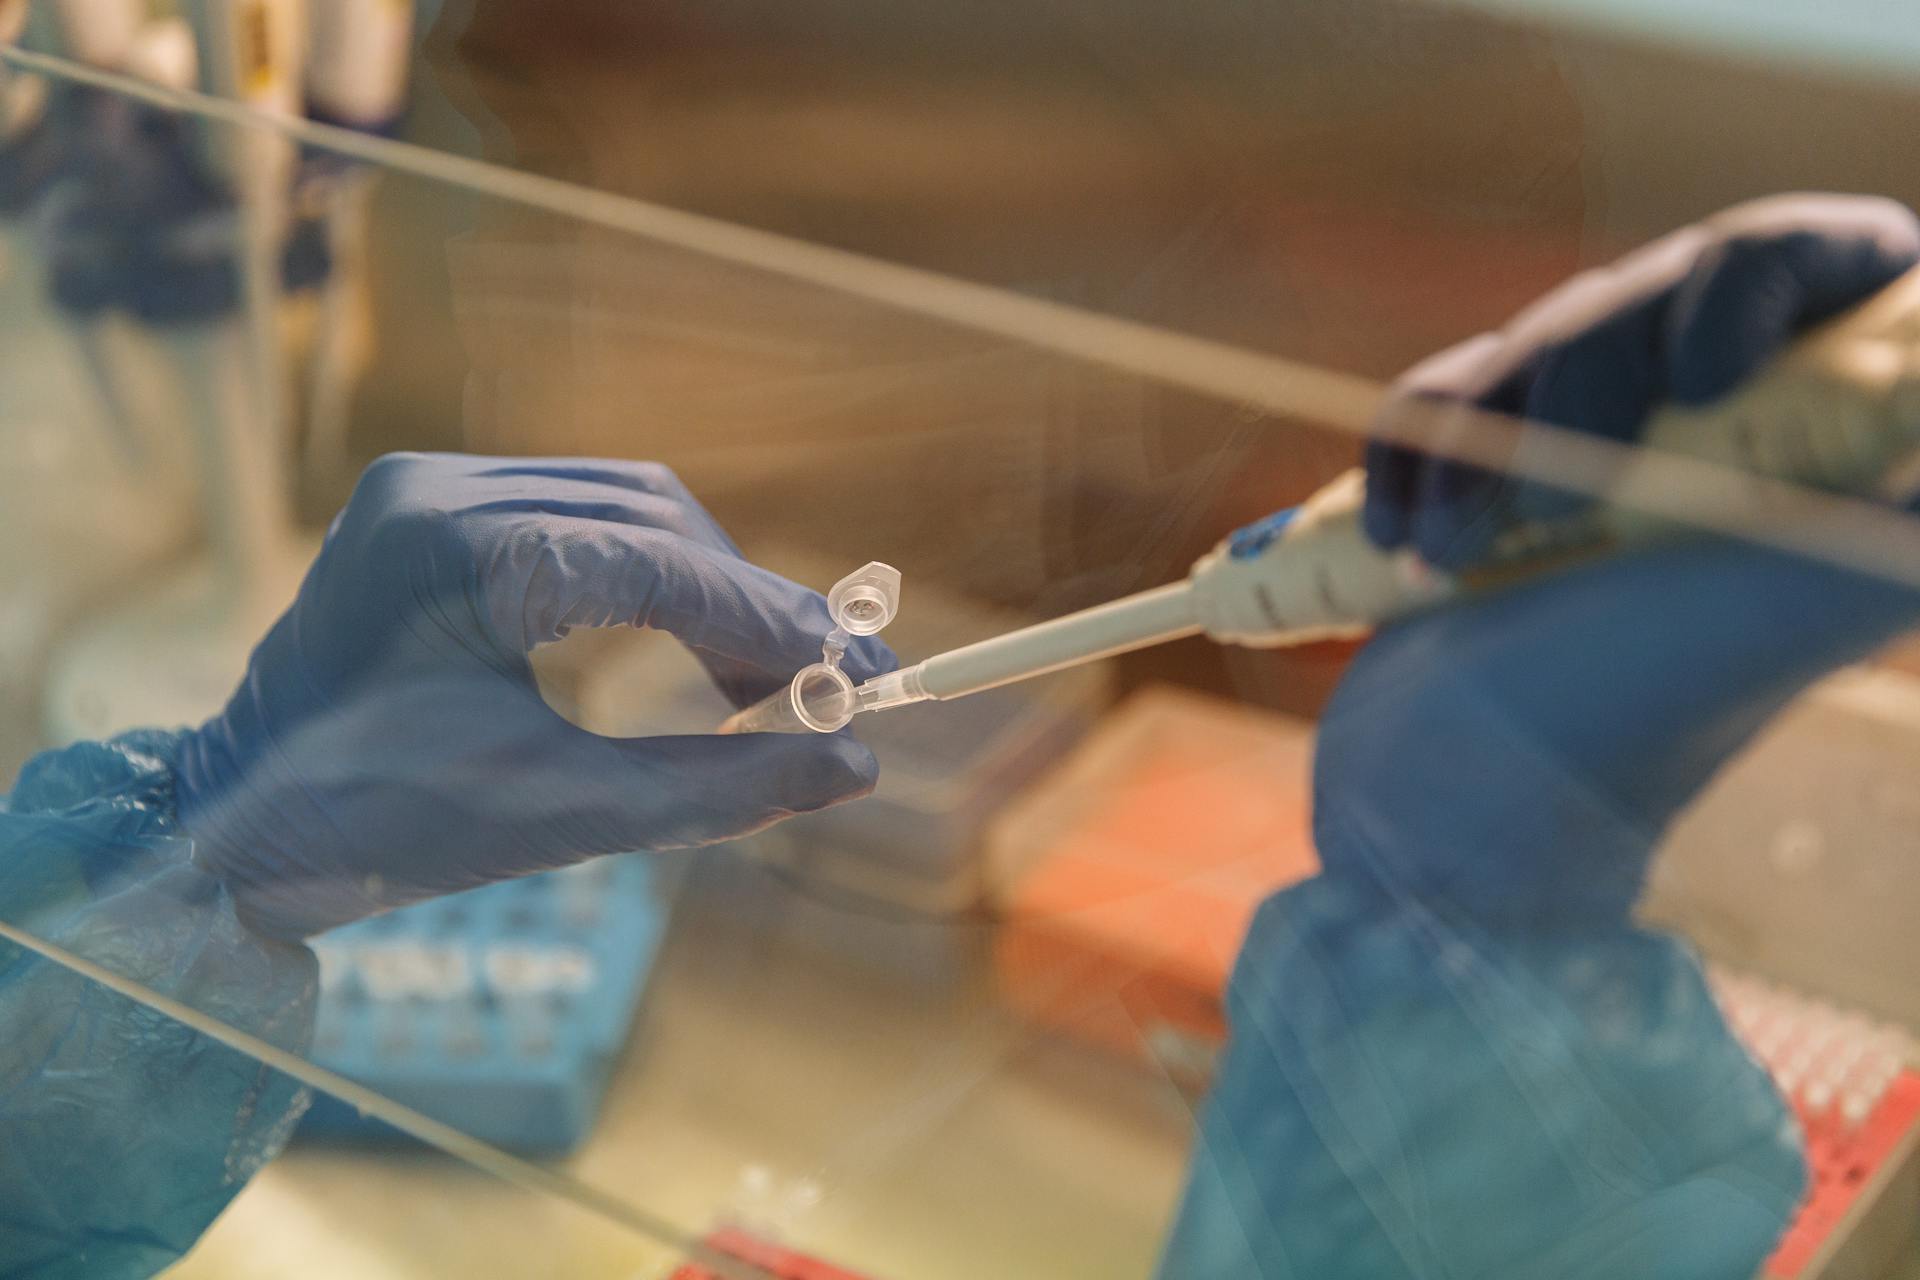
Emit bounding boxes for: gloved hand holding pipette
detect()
[726,200,1920,735]
[1159,193,1920,1279]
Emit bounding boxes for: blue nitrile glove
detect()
[1159,194,1920,1280]
[177,453,894,941]
[0,730,315,1280]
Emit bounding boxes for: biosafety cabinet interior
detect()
[0,2,1917,1278]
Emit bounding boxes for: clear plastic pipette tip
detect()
[853,664,929,714]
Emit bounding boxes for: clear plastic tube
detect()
[719,663,935,735]
[719,663,858,734]
[719,562,905,734]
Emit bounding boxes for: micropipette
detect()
[721,263,1920,736]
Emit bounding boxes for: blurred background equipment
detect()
[36,0,309,742]
[12,0,414,744]
[989,687,1319,1087]
[299,0,413,479]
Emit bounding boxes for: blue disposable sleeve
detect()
[1157,871,1805,1280]
[0,730,316,1280]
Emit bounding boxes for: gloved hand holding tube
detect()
[1159,194,1920,1279]
[176,453,898,941]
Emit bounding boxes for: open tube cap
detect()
[827,562,902,636]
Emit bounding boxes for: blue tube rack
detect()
[295,855,671,1154]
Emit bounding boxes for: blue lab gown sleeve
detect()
[0,729,316,1280]
[1157,540,1920,1280]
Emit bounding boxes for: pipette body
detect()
[722,264,1920,734]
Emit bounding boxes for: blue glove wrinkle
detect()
[470,458,747,557]
[0,732,316,1280]
[1360,438,1421,548]
[1498,226,1709,356]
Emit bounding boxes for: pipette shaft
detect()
[913,582,1200,699]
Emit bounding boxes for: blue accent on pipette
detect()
[1229,506,1298,560]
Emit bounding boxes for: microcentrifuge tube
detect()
[720,561,901,735]
[723,663,859,734]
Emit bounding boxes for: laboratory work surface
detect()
[168,851,1196,1280]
